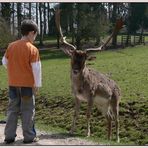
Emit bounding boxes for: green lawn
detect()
[0,45,148,145]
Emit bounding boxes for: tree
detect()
[1,3,11,26]
[88,3,108,46]
[43,3,47,35]
[47,3,50,35]
[36,3,38,25]
[17,3,22,38]
[111,3,118,47]
[124,3,148,44]
[11,2,15,36]
[39,3,43,45]
[29,3,31,19]
[106,3,127,47]
[59,3,75,44]
[59,3,109,49]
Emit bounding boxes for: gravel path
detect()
[0,123,98,146]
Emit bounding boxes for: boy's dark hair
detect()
[21,20,38,36]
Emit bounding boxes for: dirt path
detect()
[0,123,98,145]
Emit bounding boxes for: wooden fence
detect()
[121,35,145,47]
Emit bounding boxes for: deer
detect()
[55,9,122,143]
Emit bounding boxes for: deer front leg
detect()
[70,97,80,134]
[86,98,93,137]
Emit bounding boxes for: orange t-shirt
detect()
[5,40,40,87]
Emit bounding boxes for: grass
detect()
[0,45,148,145]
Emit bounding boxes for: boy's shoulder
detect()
[8,40,25,49]
[27,42,39,52]
[8,40,38,51]
[8,40,20,47]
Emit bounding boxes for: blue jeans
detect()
[4,86,36,141]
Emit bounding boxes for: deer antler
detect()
[55,9,76,56]
[86,17,123,53]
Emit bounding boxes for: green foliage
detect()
[126,3,148,33]
[59,3,109,47]
[0,17,14,48]
[76,3,109,42]
[1,3,11,24]
[0,45,148,145]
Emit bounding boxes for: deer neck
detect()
[71,65,87,79]
[71,66,90,101]
[71,65,88,91]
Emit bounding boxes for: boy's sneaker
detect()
[23,137,39,144]
[4,139,15,144]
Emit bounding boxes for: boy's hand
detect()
[33,87,39,95]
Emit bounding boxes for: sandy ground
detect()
[0,123,98,146]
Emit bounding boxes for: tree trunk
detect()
[17,3,22,38]
[39,3,43,46]
[47,3,50,35]
[139,21,144,43]
[76,4,81,50]
[43,3,47,35]
[107,3,111,20]
[36,3,38,25]
[56,28,60,48]
[111,3,117,47]
[70,9,75,45]
[12,3,15,36]
[95,36,100,46]
[29,3,31,19]
[126,34,130,46]
[23,3,26,17]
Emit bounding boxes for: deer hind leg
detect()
[113,105,120,143]
[111,98,120,143]
[86,98,93,137]
[70,97,80,134]
[110,90,120,143]
[105,109,112,141]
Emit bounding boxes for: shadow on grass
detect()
[39,50,68,61]
[38,132,81,140]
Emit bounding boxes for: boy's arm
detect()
[30,47,42,88]
[2,55,8,69]
[2,46,9,69]
[31,61,42,87]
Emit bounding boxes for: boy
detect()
[2,19,42,144]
